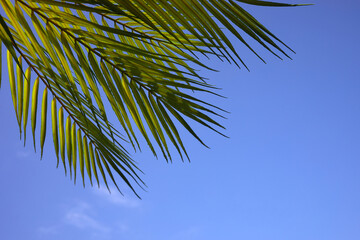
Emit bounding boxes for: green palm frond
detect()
[0,0,307,196]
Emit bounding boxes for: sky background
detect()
[1,1,360,240]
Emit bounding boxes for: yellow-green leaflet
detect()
[40,87,48,158]
[71,123,77,183]
[77,129,84,187]
[95,150,109,192]
[31,77,39,151]
[22,68,31,145]
[83,136,92,186]
[16,56,23,137]
[65,117,72,177]
[7,50,18,126]
[59,107,66,174]
[51,98,59,166]
[89,143,99,187]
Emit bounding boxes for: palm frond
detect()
[0,0,307,196]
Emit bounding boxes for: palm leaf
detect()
[0,0,308,196]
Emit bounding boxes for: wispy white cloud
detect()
[65,211,110,232]
[93,187,141,208]
[64,201,110,233]
[37,198,134,239]
[38,201,111,238]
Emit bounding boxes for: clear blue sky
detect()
[1,1,360,240]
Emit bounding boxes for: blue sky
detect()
[1,1,360,240]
